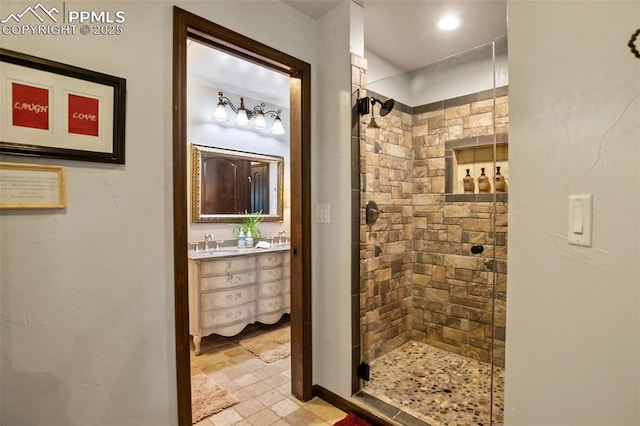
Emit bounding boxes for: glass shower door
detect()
[355,35,508,426]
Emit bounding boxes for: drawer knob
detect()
[269,285,278,293]
[226,274,242,284]
[268,301,280,309]
[226,311,241,320]
[226,292,242,301]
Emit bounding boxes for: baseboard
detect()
[312,385,397,426]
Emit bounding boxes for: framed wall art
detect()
[0,48,126,164]
[0,162,67,209]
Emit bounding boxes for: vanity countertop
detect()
[188,245,290,260]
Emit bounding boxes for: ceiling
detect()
[188,1,507,108]
[284,0,507,73]
[187,40,290,107]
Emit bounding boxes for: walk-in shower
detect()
[352,35,508,426]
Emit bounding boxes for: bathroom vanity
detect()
[187,246,290,355]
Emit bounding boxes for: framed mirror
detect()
[191,144,283,223]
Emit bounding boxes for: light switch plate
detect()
[568,194,592,247]
[315,203,330,224]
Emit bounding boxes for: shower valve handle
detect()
[366,200,383,224]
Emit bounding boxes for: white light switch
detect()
[572,206,584,234]
[315,203,330,224]
[568,194,592,247]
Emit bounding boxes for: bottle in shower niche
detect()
[477,167,491,193]
[463,169,475,193]
[494,166,508,192]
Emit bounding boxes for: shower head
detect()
[371,97,395,116]
[357,96,395,116]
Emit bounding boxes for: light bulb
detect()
[271,116,285,135]
[438,15,461,31]
[235,110,249,126]
[235,98,250,126]
[254,111,267,129]
[213,101,228,121]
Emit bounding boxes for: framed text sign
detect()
[0,48,126,164]
[0,162,66,209]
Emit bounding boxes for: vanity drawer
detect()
[202,302,256,328]
[257,267,283,282]
[259,281,284,298]
[258,253,283,268]
[200,256,256,276]
[258,296,283,314]
[201,286,257,310]
[200,271,257,291]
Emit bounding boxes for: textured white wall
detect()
[312,0,353,398]
[0,3,176,424]
[505,1,640,424]
[0,1,319,424]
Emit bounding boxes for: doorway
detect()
[172,7,312,425]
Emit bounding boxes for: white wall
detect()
[0,1,320,424]
[407,36,508,106]
[312,0,353,398]
[364,48,406,86]
[367,36,508,107]
[505,1,640,424]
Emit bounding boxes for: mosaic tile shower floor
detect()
[361,341,504,426]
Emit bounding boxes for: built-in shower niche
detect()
[444,133,509,202]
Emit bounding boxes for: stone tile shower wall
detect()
[354,56,414,363]
[411,91,508,367]
[352,54,508,367]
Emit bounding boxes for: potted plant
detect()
[236,210,262,246]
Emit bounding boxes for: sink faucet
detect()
[278,230,288,246]
[204,233,214,251]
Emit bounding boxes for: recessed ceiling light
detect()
[438,15,461,31]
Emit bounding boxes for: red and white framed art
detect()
[0,48,126,164]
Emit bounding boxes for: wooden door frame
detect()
[172,7,312,425]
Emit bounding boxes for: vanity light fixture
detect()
[212,91,285,135]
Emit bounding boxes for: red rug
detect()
[333,413,371,426]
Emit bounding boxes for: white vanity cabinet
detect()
[188,248,290,355]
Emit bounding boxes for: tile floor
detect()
[358,341,504,426]
[190,317,348,426]
[190,319,504,426]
